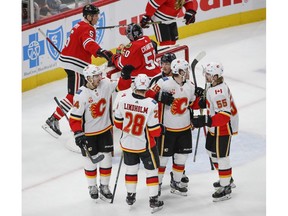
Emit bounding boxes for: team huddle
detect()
[42,2,239,213]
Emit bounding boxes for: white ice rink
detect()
[21,21,268,216]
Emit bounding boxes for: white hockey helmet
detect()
[203,62,224,77]
[83,64,102,81]
[171,58,189,75]
[134,74,150,90]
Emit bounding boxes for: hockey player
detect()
[69,64,134,201]
[111,23,161,79]
[42,4,113,137]
[148,58,199,196]
[114,74,164,213]
[140,0,197,46]
[191,62,239,202]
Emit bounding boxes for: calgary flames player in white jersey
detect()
[69,64,133,202]
[192,62,239,202]
[149,58,199,196]
[114,74,164,213]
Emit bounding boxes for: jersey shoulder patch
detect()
[76,89,82,95]
[125,43,132,49]
[152,99,157,104]
[162,77,169,81]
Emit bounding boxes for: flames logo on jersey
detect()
[170,97,188,115]
[89,98,106,118]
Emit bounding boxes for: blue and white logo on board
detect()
[23,33,45,68]
[46,26,64,60]
[96,12,105,44]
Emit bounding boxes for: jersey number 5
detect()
[123,112,145,136]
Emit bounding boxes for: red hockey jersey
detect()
[113,36,161,78]
[58,20,101,73]
[145,0,197,21]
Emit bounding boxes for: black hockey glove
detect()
[121,65,135,80]
[96,48,113,61]
[140,15,151,28]
[156,91,174,106]
[191,115,212,128]
[195,87,205,97]
[184,10,196,25]
[74,131,88,150]
[198,97,206,109]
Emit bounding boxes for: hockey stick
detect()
[110,153,123,204]
[191,51,206,162]
[38,28,61,54]
[53,97,104,164]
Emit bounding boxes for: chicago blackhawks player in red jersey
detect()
[69,64,133,201]
[42,4,113,138]
[113,74,164,213]
[140,0,197,46]
[111,23,161,79]
[147,58,198,196]
[192,62,239,202]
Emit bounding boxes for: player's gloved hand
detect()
[121,64,135,80]
[96,48,113,61]
[156,91,174,106]
[195,86,205,97]
[191,115,212,128]
[184,10,196,25]
[74,131,88,150]
[198,97,206,109]
[140,15,151,28]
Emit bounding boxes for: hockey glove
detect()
[156,91,174,106]
[121,64,135,80]
[198,97,206,109]
[140,15,151,28]
[195,87,205,97]
[74,131,88,150]
[191,115,212,128]
[184,10,196,25]
[96,48,113,61]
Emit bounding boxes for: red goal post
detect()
[105,45,189,79]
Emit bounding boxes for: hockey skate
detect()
[212,185,232,202]
[99,184,113,201]
[181,171,189,187]
[170,172,188,196]
[126,192,136,205]
[88,185,98,199]
[213,177,236,189]
[149,195,164,213]
[42,115,62,138]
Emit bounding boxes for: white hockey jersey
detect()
[206,82,239,136]
[114,93,161,153]
[70,78,119,135]
[152,77,196,131]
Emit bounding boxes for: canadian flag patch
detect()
[215,89,222,94]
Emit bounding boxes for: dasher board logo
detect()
[46,26,64,60]
[96,12,105,44]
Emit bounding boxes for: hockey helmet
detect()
[134,74,150,90]
[161,53,176,64]
[83,4,100,17]
[126,23,143,41]
[203,62,223,77]
[83,64,102,81]
[171,58,189,75]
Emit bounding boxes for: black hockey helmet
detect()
[161,52,176,64]
[83,4,100,18]
[126,23,143,41]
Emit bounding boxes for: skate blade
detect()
[41,124,60,138]
[213,194,231,202]
[151,206,163,214]
[170,189,187,196]
[214,183,236,190]
[99,194,112,203]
